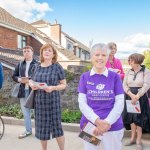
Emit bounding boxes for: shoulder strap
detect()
[18,61,22,76]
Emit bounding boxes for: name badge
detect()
[87,81,94,85]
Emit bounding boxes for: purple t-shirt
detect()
[78,70,124,131]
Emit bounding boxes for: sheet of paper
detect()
[108,68,120,73]
[21,77,29,79]
[126,100,141,114]
[31,81,48,89]
[79,122,101,146]
[83,122,101,140]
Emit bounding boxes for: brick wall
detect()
[0,26,42,54]
[0,26,17,49]
[28,36,42,54]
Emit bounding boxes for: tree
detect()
[143,50,150,69]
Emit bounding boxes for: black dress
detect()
[123,87,150,133]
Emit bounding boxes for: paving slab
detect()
[0,124,150,150]
[2,116,150,140]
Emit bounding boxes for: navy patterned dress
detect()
[32,63,65,140]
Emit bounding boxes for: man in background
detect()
[12,46,38,139]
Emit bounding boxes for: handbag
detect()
[11,83,21,97]
[11,62,21,97]
[24,64,39,109]
[24,90,34,109]
[146,89,150,107]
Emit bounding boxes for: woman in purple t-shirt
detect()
[78,43,124,150]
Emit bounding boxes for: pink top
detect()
[106,57,125,80]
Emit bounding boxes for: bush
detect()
[62,109,81,123]
[82,64,92,72]
[0,104,81,123]
[144,50,150,69]
[0,103,23,119]
[64,70,74,82]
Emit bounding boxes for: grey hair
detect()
[90,43,110,56]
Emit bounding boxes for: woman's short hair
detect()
[128,53,145,65]
[40,43,58,63]
[107,42,117,50]
[90,43,110,56]
[23,46,34,52]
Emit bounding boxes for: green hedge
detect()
[61,109,81,123]
[0,104,23,119]
[0,104,81,123]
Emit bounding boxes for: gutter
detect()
[1,62,15,70]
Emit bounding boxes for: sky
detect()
[0,0,150,58]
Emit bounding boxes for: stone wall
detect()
[0,65,84,110]
[58,60,91,69]
[0,66,19,105]
[60,65,88,110]
[0,64,129,109]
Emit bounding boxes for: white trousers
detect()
[84,129,124,150]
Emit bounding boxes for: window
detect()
[66,40,74,52]
[85,52,90,60]
[17,35,27,49]
[67,43,72,50]
[76,48,81,58]
[81,50,86,60]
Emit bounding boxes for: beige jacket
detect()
[123,67,150,97]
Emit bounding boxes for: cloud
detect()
[0,0,53,22]
[116,33,150,58]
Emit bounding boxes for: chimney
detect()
[50,20,61,45]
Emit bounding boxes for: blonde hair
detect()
[40,43,58,63]
[107,42,117,50]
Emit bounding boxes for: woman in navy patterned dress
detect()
[29,43,67,150]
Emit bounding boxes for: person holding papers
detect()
[123,53,150,150]
[106,42,124,80]
[29,43,67,150]
[12,46,37,139]
[78,43,124,150]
